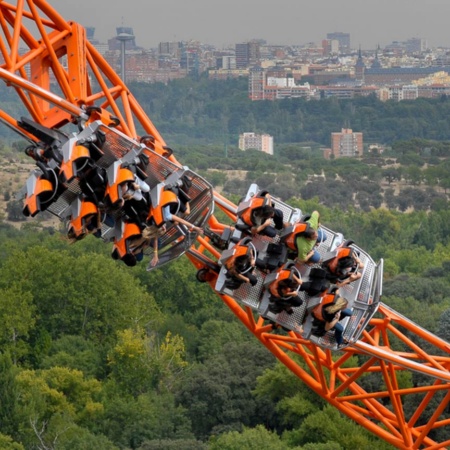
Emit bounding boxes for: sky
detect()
[49,0,450,50]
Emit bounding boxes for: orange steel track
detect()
[1,2,450,448]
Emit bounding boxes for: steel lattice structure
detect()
[0,2,450,448]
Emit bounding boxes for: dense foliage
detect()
[1,77,450,448]
[1,192,450,448]
[126,76,450,146]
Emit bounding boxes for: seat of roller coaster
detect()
[255,242,288,272]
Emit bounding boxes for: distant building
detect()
[322,39,339,56]
[159,41,182,58]
[326,32,351,53]
[331,128,363,158]
[108,26,140,51]
[364,66,450,86]
[235,41,261,68]
[239,132,274,155]
[354,48,365,83]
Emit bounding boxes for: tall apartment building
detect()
[322,39,339,56]
[326,32,350,53]
[159,41,181,58]
[331,128,363,158]
[235,41,261,68]
[239,132,274,155]
[249,66,265,100]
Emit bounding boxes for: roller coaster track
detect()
[0,2,449,448]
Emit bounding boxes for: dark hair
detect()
[279,278,297,290]
[234,254,251,272]
[338,256,354,269]
[260,205,275,217]
[302,225,316,239]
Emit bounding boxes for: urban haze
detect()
[51,0,450,50]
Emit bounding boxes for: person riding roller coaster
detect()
[267,262,303,315]
[146,181,202,234]
[236,190,285,238]
[291,210,327,264]
[223,237,258,290]
[322,241,364,287]
[311,287,352,346]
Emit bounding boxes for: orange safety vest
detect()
[326,247,354,274]
[224,240,254,273]
[283,222,309,251]
[312,292,338,322]
[237,195,270,227]
[269,267,298,298]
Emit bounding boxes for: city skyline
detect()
[51,0,450,51]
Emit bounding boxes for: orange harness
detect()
[147,189,180,227]
[69,199,98,237]
[268,266,300,298]
[284,222,309,251]
[237,195,269,227]
[312,292,338,322]
[326,247,354,274]
[224,240,254,273]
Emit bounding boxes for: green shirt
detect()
[295,211,319,262]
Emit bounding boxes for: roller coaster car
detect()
[59,143,92,184]
[22,165,57,217]
[67,197,99,240]
[111,220,143,267]
[104,161,135,205]
[147,183,181,228]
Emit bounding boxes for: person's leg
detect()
[317,227,327,243]
[340,308,353,319]
[333,322,344,345]
[289,295,303,307]
[308,249,321,263]
[261,226,277,238]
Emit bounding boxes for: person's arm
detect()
[354,255,364,269]
[235,272,251,283]
[251,218,271,234]
[150,237,159,267]
[170,214,203,234]
[296,248,315,263]
[325,311,341,331]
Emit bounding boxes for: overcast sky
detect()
[50,0,450,50]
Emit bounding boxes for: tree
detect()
[208,425,290,450]
[108,328,188,396]
[0,285,35,363]
[100,391,193,449]
[0,434,24,450]
[177,340,276,439]
[283,406,392,450]
[0,353,20,438]
[15,367,104,448]
[0,246,162,344]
